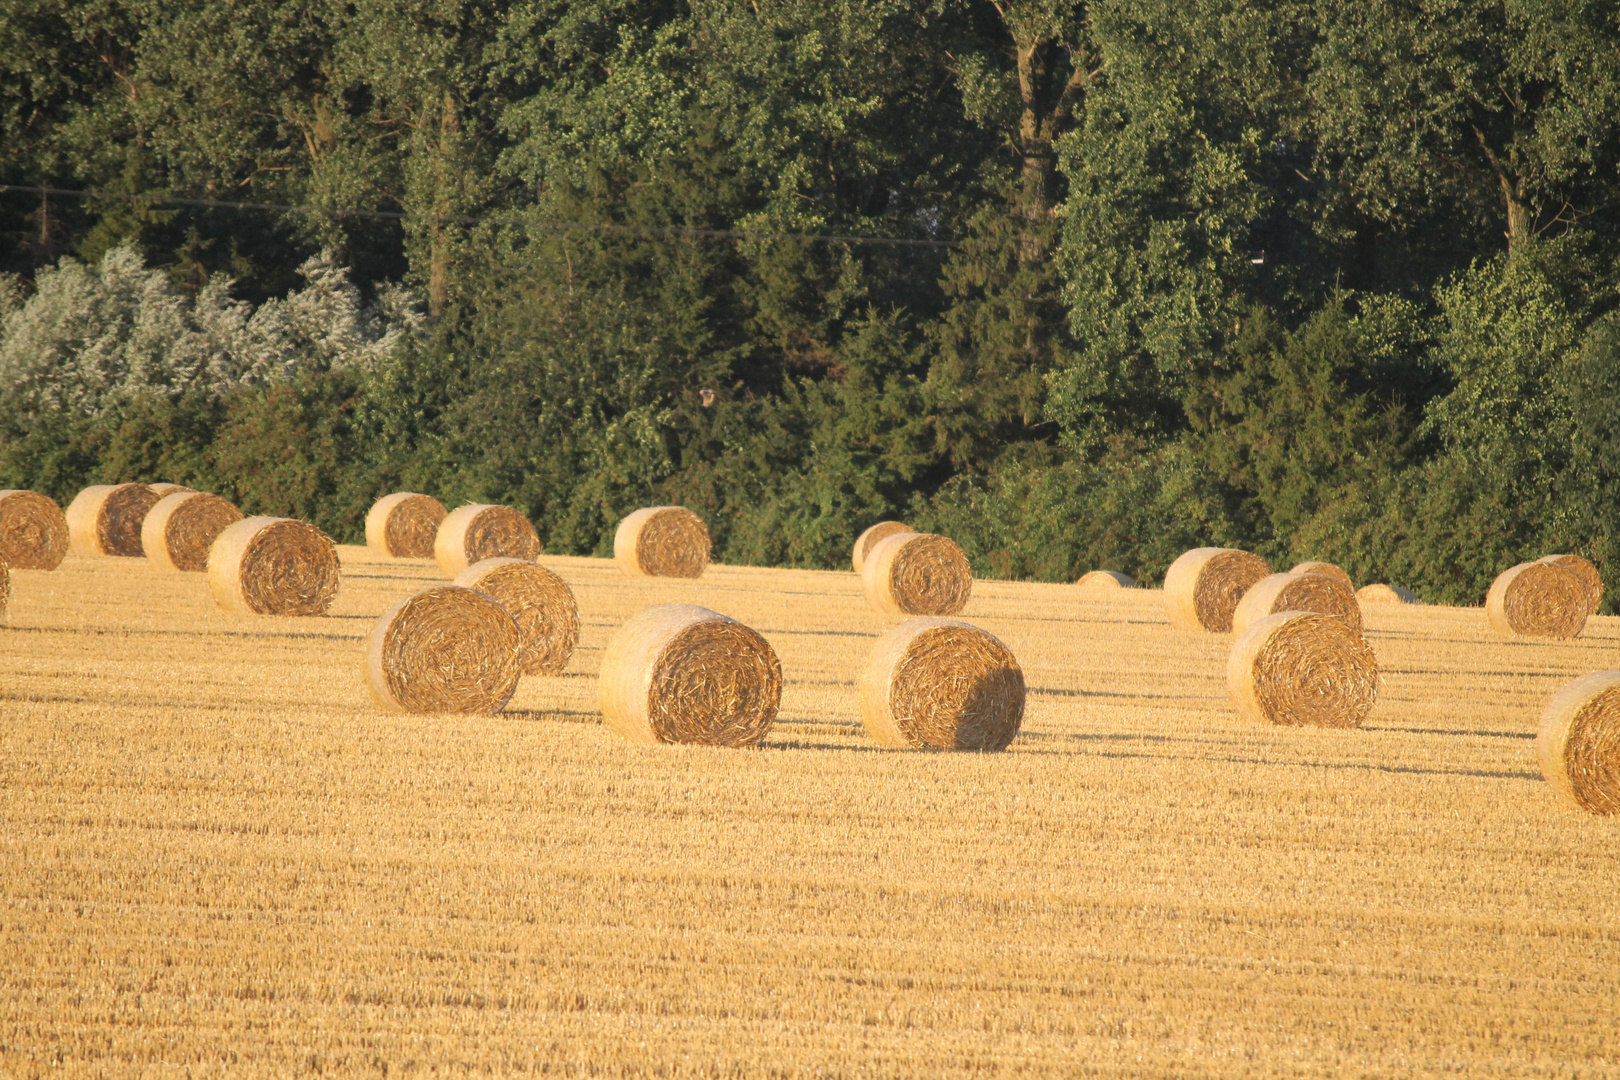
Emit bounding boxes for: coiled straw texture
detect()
[852,521,914,573]
[861,532,973,618]
[434,504,541,576]
[1076,570,1135,590]
[65,484,162,557]
[1163,547,1271,633]
[614,507,712,578]
[0,490,69,570]
[453,557,580,675]
[142,492,243,572]
[1486,562,1587,639]
[598,604,782,747]
[366,492,447,558]
[1289,561,1354,591]
[1537,671,1620,815]
[1232,571,1362,635]
[1537,554,1603,615]
[1356,584,1418,605]
[366,586,523,713]
[1228,611,1379,728]
[207,517,340,616]
[859,618,1024,751]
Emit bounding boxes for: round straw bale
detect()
[598,604,782,747]
[1537,554,1603,615]
[1228,611,1379,728]
[1486,561,1587,639]
[859,618,1024,751]
[852,521,914,573]
[1289,560,1354,591]
[1076,569,1135,590]
[1163,547,1272,633]
[366,586,522,714]
[0,490,69,570]
[613,506,711,578]
[1356,583,1418,605]
[1537,671,1620,815]
[366,492,447,558]
[147,482,193,497]
[434,503,541,576]
[65,483,163,557]
[141,492,243,572]
[453,557,579,675]
[1232,571,1362,636]
[207,516,340,616]
[861,532,973,618]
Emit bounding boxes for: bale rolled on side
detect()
[1289,561,1354,591]
[207,516,340,616]
[859,618,1024,751]
[1232,571,1362,636]
[598,604,781,747]
[1538,671,1620,815]
[1537,554,1603,616]
[1228,611,1379,728]
[434,504,541,576]
[453,557,580,675]
[861,532,973,618]
[613,506,711,578]
[366,492,447,558]
[0,490,69,570]
[366,586,522,713]
[141,492,243,572]
[1163,547,1271,633]
[1486,562,1587,639]
[1076,570,1135,590]
[852,521,914,574]
[65,484,162,557]
[1356,583,1418,605]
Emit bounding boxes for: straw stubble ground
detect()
[1,548,1617,1077]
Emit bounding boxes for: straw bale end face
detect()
[613,507,712,578]
[434,504,541,576]
[1232,572,1362,636]
[1164,547,1271,632]
[1076,569,1135,590]
[1486,562,1588,639]
[367,492,448,559]
[454,557,580,675]
[207,517,340,616]
[0,490,70,570]
[598,604,782,746]
[65,483,163,557]
[1289,560,1354,591]
[1228,611,1379,728]
[859,618,1024,751]
[1356,583,1418,605]
[861,532,973,618]
[142,492,243,572]
[852,521,914,574]
[1537,554,1603,616]
[366,586,523,714]
[1538,671,1620,814]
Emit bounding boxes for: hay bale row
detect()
[453,558,579,675]
[1164,547,1271,633]
[1539,672,1620,815]
[853,521,914,573]
[1228,610,1379,728]
[143,492,243,572]
[66,484,162,557]
[208,517,340,616]
[1232,571,1361,636]
[859,618,1024,751]
[615,506,711,578]
[367,492,447,559]
[367,586,523,713]
[0,490,69,570]
[1487,561,1588,639]
[435,503,540,576]
[862,532,972,618]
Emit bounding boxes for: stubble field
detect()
[1,546,1617,1077]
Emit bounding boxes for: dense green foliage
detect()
[4,0,1619,606]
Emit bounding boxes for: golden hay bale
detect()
[207,516,340,616]
[858,618,1025,752]
[1227,611,1379,728]
[1232,571,1362,636]
[1356,583,1418,605]
[147,482,193,497]
[433,503,541,576]
[365,492,447,558]
[852,521,914,573]
[613,506,711,578]
[141,492,243,572]
[861,532,973,618]
[1163,547,1272,633]
[1076,569,1135,590]
[65,483,162,557]
[1537,671,1620,815]
[1537,554,1603,615]
[598,604,782,747]
[366,586,522,714]
[0,490,69,570]
[453,557,580,676]
[1289,560,1354,591]
[1486,561,1587,639]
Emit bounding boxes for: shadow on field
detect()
[1373,725,1537,740]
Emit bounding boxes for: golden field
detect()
[1,546,1618,1078]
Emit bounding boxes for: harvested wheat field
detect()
[2,548,1618,1077]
